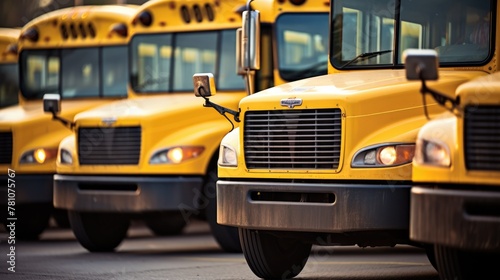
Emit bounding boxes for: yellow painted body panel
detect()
[219,70,487,180]
[57,0,330,177]
[0,5,139,176]
[413,73,500,186]
[219,2,500,182]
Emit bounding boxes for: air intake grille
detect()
[464,106,500,171]
[244,109,342,169]
[78,126,141,165]
[0,131,13,164]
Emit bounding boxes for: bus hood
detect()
[0,99,109,125]
[73,93,245,127]
[241,69,487,117]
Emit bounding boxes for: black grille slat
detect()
[464,106,500,171]
[78,126,141,165]
[0,132,13,164]
[244,109,342,169]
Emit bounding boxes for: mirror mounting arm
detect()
[49,110,75,130]
[419,78,461,119]
[200,95,240,123]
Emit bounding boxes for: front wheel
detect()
[13,203,51,240]
[239,228,312,279]
[144,211,187,236]
[435,244,500,280]
[69,211,130,252]
[205,169,242,253]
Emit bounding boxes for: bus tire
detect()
[205,168,242,253]
[435,244,498,280]
[69,211,129,252]
[239,228,312,279]
[14,203,51,240]
[53,208,70,228]
[145,212,187,236]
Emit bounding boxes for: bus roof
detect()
[0,28,20,63]
[131,0,247,32]
[18,5,140,48]
[251,0,330,22]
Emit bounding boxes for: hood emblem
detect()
[280,97,303,109]
[102,117,117,126]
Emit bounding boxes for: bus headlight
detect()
[218,144,237,167]
[60,149,73,164]
[20,148,58,164]
[352,144,415,167]
[149,146,205,164]
[414,139,451,167]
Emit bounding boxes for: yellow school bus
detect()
[405,49,500,279]
[50,0,329,252]
[0,5,139,240]
[0,28,19,109]
[199,0,499,278]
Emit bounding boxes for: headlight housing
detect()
[218,144,237,167]
[352,144,415,167]
[60,149,73,164]
[20,148,58,164]
[149,146,205,164]
[414,139,451,167]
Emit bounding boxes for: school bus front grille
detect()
[0,131,13,164]
[244,109,342,169]
[464,106,500,171]
[78,126,141,165]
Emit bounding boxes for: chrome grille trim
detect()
[464,106,500,171]
[78,126,141,165]
[244,109,342,169]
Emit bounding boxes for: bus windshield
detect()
[131,29,245,93]
[276,13,329,81]
[20,46,128,100]
[0,63,19,108]
[331,0,493,69]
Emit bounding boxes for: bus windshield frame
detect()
[275,12,330,81]
[130,29,245,94]
[330,0,494,69]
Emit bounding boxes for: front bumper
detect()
[410,186,500,251]
[217,180,410,233]
[0,174,53,205]
[54,174,203,212]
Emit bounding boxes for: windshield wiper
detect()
[340,50,393,69]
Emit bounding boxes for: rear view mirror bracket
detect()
[193,74,240,131]
[403,49,460,119]
[43,93,75,130]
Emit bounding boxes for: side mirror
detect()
[403,49,460,118]
[193,73,216,97]
[241,10,260,71]
[43,93,61,113]
[43,93,75,130]
[403,49,438,81]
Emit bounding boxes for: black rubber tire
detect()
[52,209,70,228]
[435,244,499,280]
[145,212,187,236]
[239,228,312,279]
[423,243,438,271]
[12,203,51,240]
[69,211,130,252]
[205,168,242,253]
